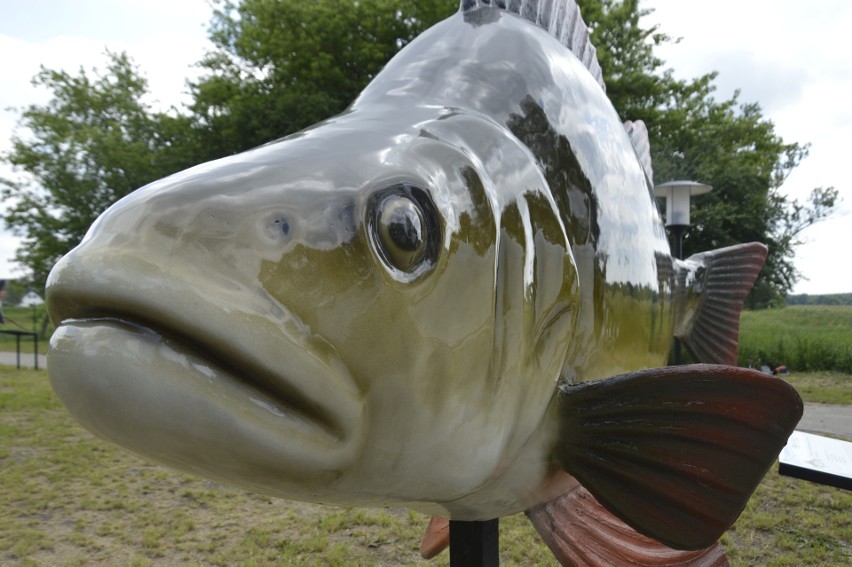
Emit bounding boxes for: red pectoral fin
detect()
[527,484,730,566]
[554,364,802,550]
[419,516,450,559]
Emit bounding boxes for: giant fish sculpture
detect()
[46,0,802,564]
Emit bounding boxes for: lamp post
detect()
[654,180,712,364]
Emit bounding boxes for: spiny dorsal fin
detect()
[461,0,606,91]
[676,242,768,365]
[624,120,653,185]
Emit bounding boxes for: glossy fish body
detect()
[46,1,801,553]
[48,9,587,517]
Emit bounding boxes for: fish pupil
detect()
[377,196,426,271]
[388,207,423,251]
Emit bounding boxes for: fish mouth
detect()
[56,314,346,441]
[46,253,364,489]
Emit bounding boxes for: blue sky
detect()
[1,0,850,293]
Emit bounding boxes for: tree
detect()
[1,52,200,290]
[189,0,458,158]
[576,0,837,307]
[2,0,836,304]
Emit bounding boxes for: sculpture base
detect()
[450,519,499,566]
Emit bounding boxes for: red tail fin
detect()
[527,484,729,566]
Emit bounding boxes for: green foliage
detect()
[190,0,458,157]
[0,52,201,290]
[576,0,838,307]
[0,279,28,306]
[739,305,852,375]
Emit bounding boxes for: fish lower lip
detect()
[55,316,346,442]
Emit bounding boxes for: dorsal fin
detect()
[677,243,768,365]
[624,120,654,185]
[461,0,606,91]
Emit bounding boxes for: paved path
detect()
[0,351,47,369]
[2,353,849,439]
[798,403,852,440]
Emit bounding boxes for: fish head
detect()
[46,108,578,511]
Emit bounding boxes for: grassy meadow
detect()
[739,305,852,374]
[2,366,851,566]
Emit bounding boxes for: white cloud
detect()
[645,0,852,294]
[0,0,211,279]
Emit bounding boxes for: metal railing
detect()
[0,330,40,369]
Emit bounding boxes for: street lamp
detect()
[654,180,712,258]
[653,180,712,364]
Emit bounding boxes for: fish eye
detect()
[378,197,425,264]
[368,184,439,278]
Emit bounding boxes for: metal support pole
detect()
[670,225,686,366]
[449,519,499,566]
[670,225,685,262]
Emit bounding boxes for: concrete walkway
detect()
[0,352,47,370]
[798,403,852,440]
[0,351,47,369]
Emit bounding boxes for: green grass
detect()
[782,371,852,405]
[723,462,852,566]
[739,305,852,374]
[2,365,850,565]
[0,366,536,566]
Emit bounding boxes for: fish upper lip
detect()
[49,291,353,443]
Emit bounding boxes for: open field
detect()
[2,366,850,566]
[739,305,852,374]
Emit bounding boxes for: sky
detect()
[0,0,850,294]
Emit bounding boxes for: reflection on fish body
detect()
[45,0,802,562]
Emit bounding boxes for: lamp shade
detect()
[653,180,712,227]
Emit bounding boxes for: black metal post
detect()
[1,330,40,370]
[449,519,499,566]
[670,224,687,365]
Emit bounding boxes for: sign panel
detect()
[779,430,852,490]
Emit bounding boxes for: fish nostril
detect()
[263,214,292,242]
[274,217,290,236]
